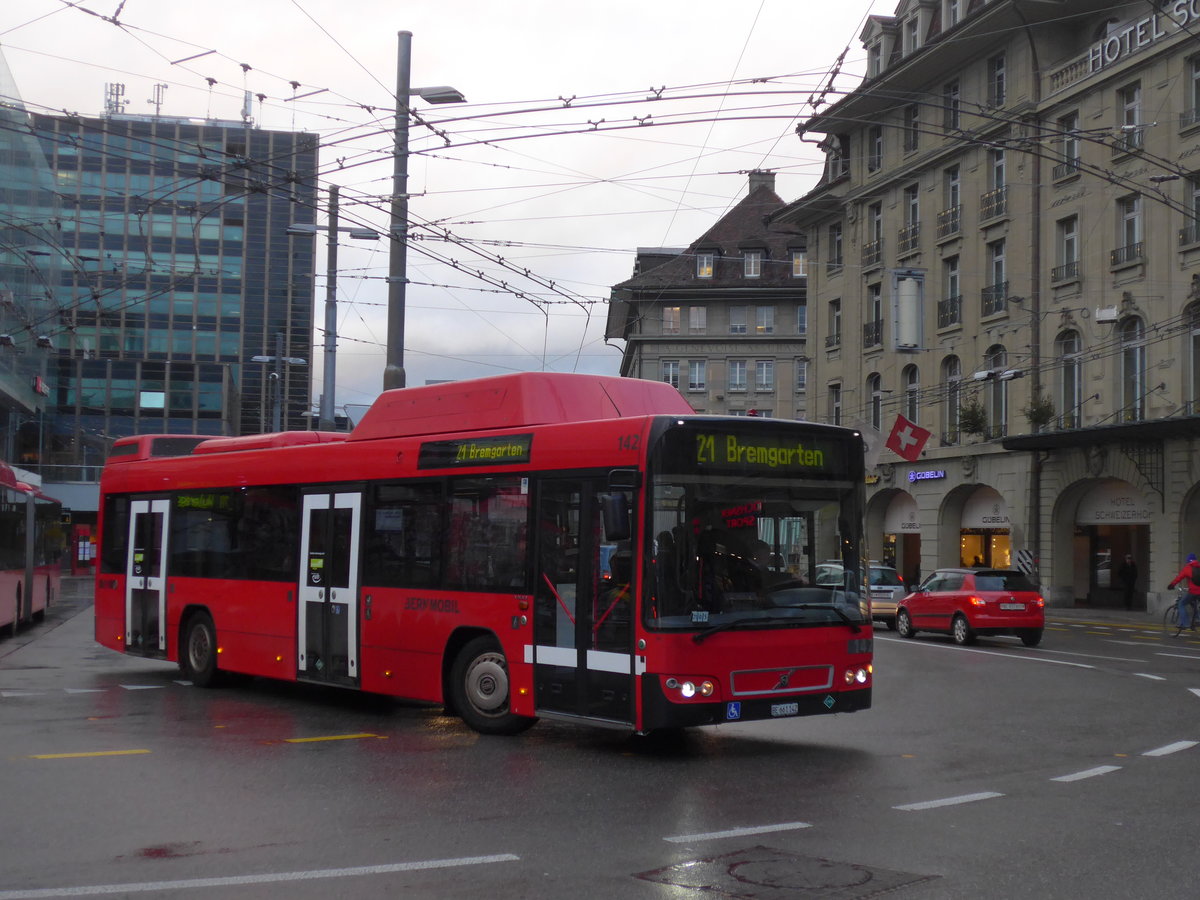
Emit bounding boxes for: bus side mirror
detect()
[598,492,631,542]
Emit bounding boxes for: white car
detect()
[813,562,905,629]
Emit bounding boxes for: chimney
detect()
[748,169,775,194]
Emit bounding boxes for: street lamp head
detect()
[411,85,466,104]
[286,223,319,236]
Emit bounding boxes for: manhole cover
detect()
[636,845,938,898]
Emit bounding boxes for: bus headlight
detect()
[663,676,716,701]
[844,667,870,685]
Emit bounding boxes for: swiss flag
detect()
[885,414,930,462]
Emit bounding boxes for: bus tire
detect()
[182,612,220,688]
[450,635,536,736]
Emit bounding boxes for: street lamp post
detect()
[252,332,307,433]
[383,30,465,392]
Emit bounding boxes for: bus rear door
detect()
[125,498,169,657]
[297,490,362,686]
[533,479,638,725]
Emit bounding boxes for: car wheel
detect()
[951,613,976,646]
[896,609,916,638]
[1018,628,1043,647]
[450,635,537,736]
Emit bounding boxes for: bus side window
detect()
[364,482,443,588]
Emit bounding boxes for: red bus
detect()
[94,373,872,734]
[1,460,64,637]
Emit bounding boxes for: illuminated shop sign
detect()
[908,469,945,482]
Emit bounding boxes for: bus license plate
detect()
[771,702,799,717]
[1000,603,1024,610]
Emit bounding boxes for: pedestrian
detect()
[1116,553,1138,610]
[1166,553,1200,635]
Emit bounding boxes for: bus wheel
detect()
[182,612,220,688]
[450,636,536,736]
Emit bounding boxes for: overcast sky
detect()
[0,0,890,412]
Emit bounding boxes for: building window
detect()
[791,249,807,277]
[943,355,961,443]
[755,360,774,392]
[689,306,707,334]
[1055,112,1080,178]
[1116,82,1142,154]
[728,359,747,392]
[904,104,920,152]
[981,148,1007,219]
[900,183,920,252]
[756,306,775,335]
[827,222,844,272]
[905,17,920,55]
[697,252,714,278]
[827,298,842,348]
[863,203,882,268]
[945,0,961,28]
[938,165,961,238]
[829,383,842,425]
[987,53,1006,106]
[1054,216,1079,282]
[984,344,1008,437]
[661,360,680,389]
[867,125,883,172]
[903,365,920,422]
[868,373,882,431]
[662,306,680,335]
[864,284,882,347]
[1120,317,1146,422]
[940,256,961,327]
[795,359,807,392]
[983,239,1006,315]
[1188,303,1200,413]
[688,360,706,391]
[943,79,961,131]
[1113,194,1142,265]
[1184,176,1200,245]
[1055,330,1082,427]
[796,303,807,336]
[1186,57,1200,129]
[744,250,762,278]
[729,306,748,335]
[868,42,883,77]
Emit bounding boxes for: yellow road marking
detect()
[30,749,151,759]
[283,733,381,743]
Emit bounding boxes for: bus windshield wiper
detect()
[691,607,860,644]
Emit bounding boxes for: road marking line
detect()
[1051,765,1121,782]
[894,792,1003,811]
[118,685,163,691]
[664,821,812,843]
[1157,652,1200,660]
[63,689,105,694]
[1143,740,1198,757]
[1135,673,1166,681]
[28,749,150,760]
[283,733,380,743]
[879,638,1094,668]
[0,854,520,899]
[1191,688,1200,699]
[1,691,43,698]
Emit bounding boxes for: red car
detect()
[896,568,1045,647]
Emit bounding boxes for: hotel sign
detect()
[1089,3,1200,73]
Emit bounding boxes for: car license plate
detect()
[771,702,799,717]
[1000,602,1024,610]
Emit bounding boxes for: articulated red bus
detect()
[1,460,64,637]
[94,373,872,734]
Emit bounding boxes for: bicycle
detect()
[1162,586,1200,636]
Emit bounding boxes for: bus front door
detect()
[297,491,362,686]
[125,498,169,658]
[533,480,637,725]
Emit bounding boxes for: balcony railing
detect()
[1111,130,1144,157]
[938,294,962,328]
[1109,242,1144,267]
[936,205,961,239]
[825,333,841,349]
[1052,160,1080,180]
[862,320,882,348]
[1181,223,1200,246]
[981,281,1008,317]
[1050,260,1079,282]
[897,223,921,254]
[861,239,882,269]
[1181,108,1200,130]
[979,186,1008,221]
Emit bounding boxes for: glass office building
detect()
[22,111,318,483]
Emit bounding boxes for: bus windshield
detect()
[644,421,867,632]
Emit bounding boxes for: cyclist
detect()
[1167,553,1200,636]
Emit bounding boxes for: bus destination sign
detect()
[696,432,827,471]
[418,433,534,469]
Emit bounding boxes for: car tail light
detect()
[1035,596,1045,607]
[968,595,985,606]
